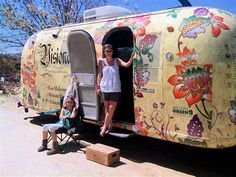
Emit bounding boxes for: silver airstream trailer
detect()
[20,5,236,148]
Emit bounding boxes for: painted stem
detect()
[201,99,212,120]
[195,104,210,120]
[177,34,182,52]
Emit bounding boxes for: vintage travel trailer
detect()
[20,5,236,149]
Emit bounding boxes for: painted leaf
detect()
[180,15,210,38]
[175,65,186,76]
[168,75,182,85]
[179,138,207,147]
[186,93,202,107]
[136,92,143,98]
[28,93,33,106]
[173,84,189,99]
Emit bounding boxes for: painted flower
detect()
[133,121,148,136]
[194,8,209,17]
[139,34,158,55]
[118,16,150,38]
[187,114,204,139]
[168,64,212,107]
[94,25,112,44]
[177,47,199,66]
[22,64,37,95]
[26,33,37,49]
[134,107,142,120]
[105,19,116,26]
[167,26,174,32]
[179,15,210,39]
[228,100,236,125]
[209,13,230,37]
[118,16,150,30]
[26,54,33,60]
[30,85,37,96]
[138,128,148,136]
[134,65,150,87]
[153,103,158,109]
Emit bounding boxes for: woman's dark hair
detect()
[102,44,113,58]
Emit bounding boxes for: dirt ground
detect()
[0,95,235,177]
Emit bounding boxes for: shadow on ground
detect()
[24,115,59,126]
[26,116,235,177]
[80,124,236,177]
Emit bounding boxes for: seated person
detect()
[37,96,78,155]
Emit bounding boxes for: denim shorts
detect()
[102,92,121,102]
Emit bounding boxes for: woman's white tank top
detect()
[100,58,121,93]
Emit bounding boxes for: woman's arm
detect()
[117,52,135,68]
[97,60,102,95]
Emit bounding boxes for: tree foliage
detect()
[0,0,107,50]
[0,54,20,75]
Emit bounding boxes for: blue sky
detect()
[109,0,236,15]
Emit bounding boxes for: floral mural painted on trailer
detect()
[167,8,233,146]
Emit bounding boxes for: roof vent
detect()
[83,6,131,22]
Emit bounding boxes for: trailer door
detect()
[67,30,98,120]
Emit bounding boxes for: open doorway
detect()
[102,27,135,124]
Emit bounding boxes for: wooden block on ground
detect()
[86,143,120,166]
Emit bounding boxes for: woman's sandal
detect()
[105,126,113,134]
[100,127,106,137]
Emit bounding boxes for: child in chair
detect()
[37,96,78,155]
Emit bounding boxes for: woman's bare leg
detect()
[100,101,117,136]
[106,101,117,129]
[100,101,109,130]
[104,101,109,115]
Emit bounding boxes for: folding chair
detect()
[53,112,84,150]
[38,109,60,125]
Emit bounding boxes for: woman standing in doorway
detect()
[97,44,134,137]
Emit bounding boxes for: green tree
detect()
[0,0,107,51]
